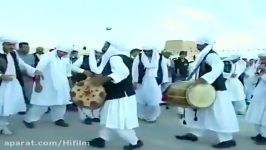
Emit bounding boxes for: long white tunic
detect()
[246,73,266,126]
[184,53,239,133]
[243,64,258,100]
[100,56,139,130]
[30,52,72,106]
[132,54,168,106]
[0,52,35,116]
[224,60,246,101]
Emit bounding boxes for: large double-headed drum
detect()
[165,81,216,108]
[70,77,106,110]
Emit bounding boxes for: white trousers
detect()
[99,127,139,145]
[177,107,184,115]
[137,103,160,121]
[256,125,266,137]
[78,107,100,120]
[25,105,66,122]
[190,129,233,142]
[232,101,247,113]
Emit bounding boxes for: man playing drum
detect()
[71,47,103,125]
[88,40,143,150]
[175,37,239,148]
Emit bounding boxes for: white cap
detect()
[223,54,241,61]
[55,45,73,53]
[258,53,266,58]
[0,36,18,44]
[142,45,155,51]
[196,36,215,45]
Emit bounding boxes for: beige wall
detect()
[164,40,198,61]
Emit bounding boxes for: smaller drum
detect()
[70,77,106,109]
[165,81,216,108]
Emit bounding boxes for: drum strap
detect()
[187,53,209,80]
[182,109,198,125]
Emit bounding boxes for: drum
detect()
[165,81,216,108]
[70,77,106,110]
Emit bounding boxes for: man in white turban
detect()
[245,53,266,145]
[0,36,42,135]
[132,45,168,123]
[88,41,143,150]
[23,45,73,128]
[71,47,103,125]
[175,37,239,148]
[223,55,247,115]
[243,58,257,104]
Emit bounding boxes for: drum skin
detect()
[70,77,106,110]
[165,81,216,108]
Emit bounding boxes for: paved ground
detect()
[0,107,265,150]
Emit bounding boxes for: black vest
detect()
[33,53,40,67]
[198,50,226,91]
[102,54,135,100]
[137,53,163,85]
[0,51,24,87]
[73,55,101,82]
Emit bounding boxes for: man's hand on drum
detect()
[133,82,138,90]
[231,73,237,78]
[83,70,93,77]
[193,78,207,86]
[91,74,112,86]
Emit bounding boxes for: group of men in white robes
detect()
[2,33,266,149]
[246,53,266,145]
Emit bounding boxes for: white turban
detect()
[258,53,266,58]
[142,45,155,51]
[0,36,18,44]
[0,36,18,53]
[196,36,215,45]
[55,45,73,53]
[223,54,241,61]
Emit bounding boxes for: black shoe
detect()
[175,133,198,142]
[23,120,35,129]
[255,136,266,145]
[212,140,236,149]
[54,119,69,127]
[145,120,156,124]
[251,134,262,141]
[88,138,105,148]
[83,118,92,125]
[18,112,26,115]
[123,140,143,150]
[45,108,50,114]
[92,118,100,123]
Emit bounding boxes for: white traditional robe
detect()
[30,51,72,106]
[100,55,139,130]
[246,72,266,126]
[224,60,246,102]
[132,52,168,106]
[184,53,239,133]
[243,64,258,102]
[0,51,35,116]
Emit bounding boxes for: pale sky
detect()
[0,0,265,51]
